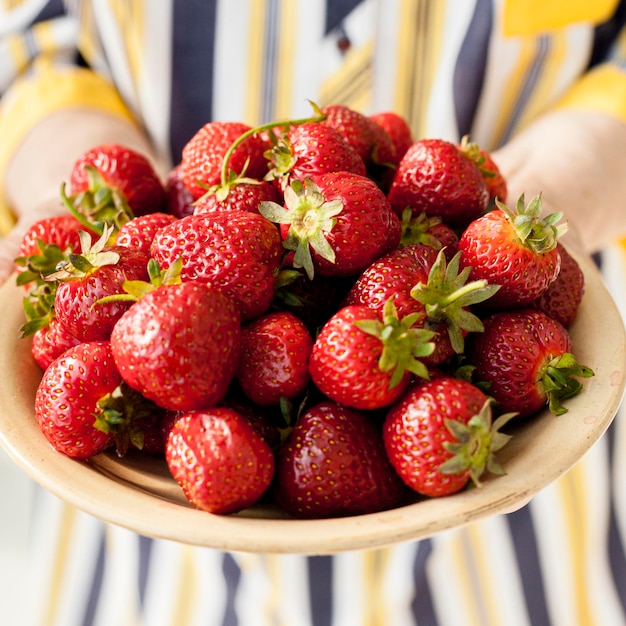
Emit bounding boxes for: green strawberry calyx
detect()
[440,400,517,487]
[399,208,445,250]
[259,178,342,280]
[354,297,436,387]
[496,193,568,254]
[542,352,595,416]
[410,249,500,353]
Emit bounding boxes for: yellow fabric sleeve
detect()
[556,64,626,125]
[0,61,135,235]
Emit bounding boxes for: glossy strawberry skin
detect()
[532,243,584,327]
[275,401,406,518]
[388,138,489,227]
[344,244,437,321]
[115,212,178,257]
[17,214,86,264]
[69,143,166,216]
[466,309,573,417]
[309,305,411,410]
[458,209,561,308]
[31,317,82,370]
[479,149,508,203]
[383,377,489,497]
[180,121,269,199]
[165,165,195,218]
[166,407,275,514]
[150,211,282,320]
[369,111,414,162]
[193,180,283,215]
[110,282,241,412]
[236,311,313,407]
[290,171,401,277]
[54,246,150,342]
[280,122,367,183]
[34,341,120,458]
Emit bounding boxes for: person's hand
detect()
[491,108,626,256]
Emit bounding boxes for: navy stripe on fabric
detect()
[221,552,241,626]
[605,420,626,617]
[137,535,154,607]
[308,555,333,626]
[34,0,66,22]
[589,0,626,68]
[411,539,438,626]
[80,525,107,626]
[452,0,492,139]
[261,0,280,124]
[506,505,552,626]
[325,0,365,34]
[170,0,218,163]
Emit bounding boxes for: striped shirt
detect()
[2,2,626,625]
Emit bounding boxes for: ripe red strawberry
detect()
[31,317,82,370]
[387,138,489,227]
[236,311,313,406]
[532,243,585,327]
[275,400,406,518]
[466,308,593,418]
[52,229,150,342]
[34,341,120,458]
[458,194,565,308]
[309,300,434,410]
[369,111,414,162]
[259,172,401,280]
[459,137,508,203]
[115,212,177,257]
[398,209,459,260]
[166,407,275,514]
[150,210,282,320]
[193,179,283,215]
[110,281,241,412]
[165,165,195,218]
[180,121,269,199]
[383,377,514,497]
[68,143,166,223]
[265,122,366,187]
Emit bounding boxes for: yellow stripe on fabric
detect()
[76,0,102,69]
[558,464,596,626]
[489,36,537,148]
[42,504,77,626]
[319,40,373,112]
[107,0,144,86]
[265,554,282,623]
[245,0,267,125]
[394,0,446,139]
[274,0,298,120]
[557,64,626,124]
[6,33,29,73]
[0,63,135,234]
[503,0,619,37]
[365,549,392,626]
[448,532,485,626]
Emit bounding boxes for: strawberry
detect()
[115,212,178,257]
[180,121,270,199]
[236,311,313,407]
[457,194,565,308]
[398,209,459,260]
[387,137,489,227]
[466,308,594,417]
[67,143,166,226]
[193,179,283,215]
[52,228,150,342]
[532,243,585,327]
[31,317,81,370]
[265,121,366,187]
[110,281,241,412]
[150,210,282,320]
[165,407,275,514]
[369,111,414,162]
[309,299,435,410]
[35,341,154,459]
[383,377,514,497]
[274,400,406,518]
[259,172,401,280]
[165,165,195,218]
[459,137,508,203]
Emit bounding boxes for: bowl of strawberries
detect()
[0,103,624,554]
